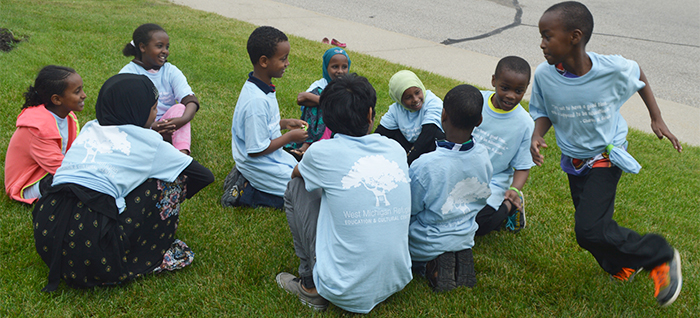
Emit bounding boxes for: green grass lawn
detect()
[1,0,698,316]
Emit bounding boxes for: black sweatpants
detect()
[567,166,673,274]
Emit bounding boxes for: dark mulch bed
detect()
[0,28,22,52]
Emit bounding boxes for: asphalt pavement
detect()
[171,0,699,147]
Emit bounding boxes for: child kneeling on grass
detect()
[276,73,412,313]
[531,1,682,307]
[473,56,534,236]
[409,84,492,292]
[224,26,308,209]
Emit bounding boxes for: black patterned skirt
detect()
[32,177,190,291]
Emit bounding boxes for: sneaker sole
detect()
[455,249,476,288]
[428,253,457,292]
[275,273,328,311]
[659,249,682,307]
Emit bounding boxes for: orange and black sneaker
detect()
[649,249,682,307]
[611,267,641,282]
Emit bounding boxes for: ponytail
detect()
[22,65,76,109]
[124,23,166,59]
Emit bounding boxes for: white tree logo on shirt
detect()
[341,155,409,206]
[76,125,131,162]
[441,177,491,215]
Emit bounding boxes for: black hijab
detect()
[95,73,159,127]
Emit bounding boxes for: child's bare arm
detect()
[152,102,198,133]
[280,118,308,130]
[291,164,302,179]
[638,68,683,153]
[504,169,529,210]
[531,117,552,166]
[249,129,308,157]
[297,92,320,107]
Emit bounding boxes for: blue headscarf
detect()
[322,47,351,83]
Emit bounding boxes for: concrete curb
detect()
[171,0,699,147]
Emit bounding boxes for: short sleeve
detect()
[149,141,193,182]
[298,144,324,192]
[379,104,400,130]
[409,162,427,216]
[242,99,274,154]
[509,119,535,170]
[168,65,195,101]
[528,64,549,121]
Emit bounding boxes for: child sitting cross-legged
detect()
[409,84,493,292]
[286,47,351,159]
[375,70,445,164]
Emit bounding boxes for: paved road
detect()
[274,0,700,109]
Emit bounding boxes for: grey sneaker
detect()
[650,249,682,307]
[455,249,476,288]
[425,252,456,292]
[276,272,329,311]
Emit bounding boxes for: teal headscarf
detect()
[322,47,351,83]
[389,70,426,112]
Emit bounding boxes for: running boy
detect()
[473,56,534,236]
[227,26,308,209]
[530,1,682,307]
[276,74,412,313]
[409,84,492,292]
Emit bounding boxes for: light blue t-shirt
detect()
[379,90,443,143]
[529,52,645,159]
[231,80,297,197]
[473,91,534,208]
[53,120,192,212]
[409,141,492,262]
[299,133,412,314]
[120,62,195,120]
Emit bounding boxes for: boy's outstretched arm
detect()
[638,68,683,153]
[249,128,308,157]
[530,117,552,166]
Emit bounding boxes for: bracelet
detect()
[508,186,523,198]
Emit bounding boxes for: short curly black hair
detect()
[443,84,483,130]
[545,1,594,44]
[495,56,531,81]
[320,73,376,137]
[246,26,288,65]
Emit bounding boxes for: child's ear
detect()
[50,94,62,106]
[139,42,147,54]
[491,74,497,88]
[570,29,583,46]
[258,55,269,68]
[475,115,483,127]
[441,108,448,126]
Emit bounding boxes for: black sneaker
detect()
[425,252,456,292]
[276,272,329,311]
[455,248,476,288]
[221,165,246,207]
